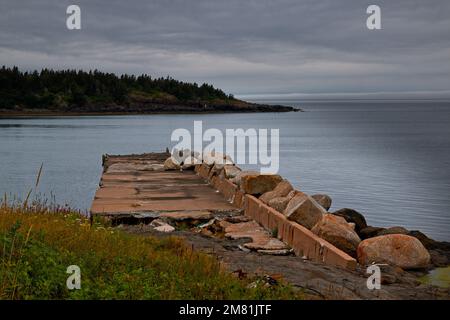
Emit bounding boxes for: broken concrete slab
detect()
[224,221,289,251]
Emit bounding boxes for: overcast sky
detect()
[1,0,449,98]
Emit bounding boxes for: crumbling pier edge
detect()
[196,163,357,270]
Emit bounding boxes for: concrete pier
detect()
[90,152,240,222]
[91,151,357,270]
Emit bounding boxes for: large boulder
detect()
[267,190,297,213]
[259,180,294,204]
[332,208,368,234]
[267,197,291,213]
[357,234,431,269]
[240,174,283,195]
[231,171,260,186]
[311,194,332,211]
[163,157,181,170]
[407,230,436,249]
[311,214,361,257]
[220,165,241,179]
[284,192,325,229]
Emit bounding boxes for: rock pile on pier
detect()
[161,151,450,271]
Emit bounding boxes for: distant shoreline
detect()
[0,110,302,118]
[0,104,302,117]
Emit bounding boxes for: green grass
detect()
[0,203,302,300]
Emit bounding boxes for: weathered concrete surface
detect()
[91,153,240,221]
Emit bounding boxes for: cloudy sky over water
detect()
[1,0,449,98]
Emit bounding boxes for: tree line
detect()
[0,66,233,110]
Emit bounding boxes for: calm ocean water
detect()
[1,101,449,240]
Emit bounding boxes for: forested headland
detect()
[0,66,297,114]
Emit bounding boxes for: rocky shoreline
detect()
[157,150,450,298]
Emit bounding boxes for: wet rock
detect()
[332,208,368,234]
[163,157,181,170]
[357,234,431,269]
[359,226,386,239]
[311,214,361,257]
[259,180,293,204]
[284,192,325,229]
[311,194,332,211]
[378,226,409,236]
[240,174,283,195]
[221,165,241,179]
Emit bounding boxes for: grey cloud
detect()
[0,0,449,96]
